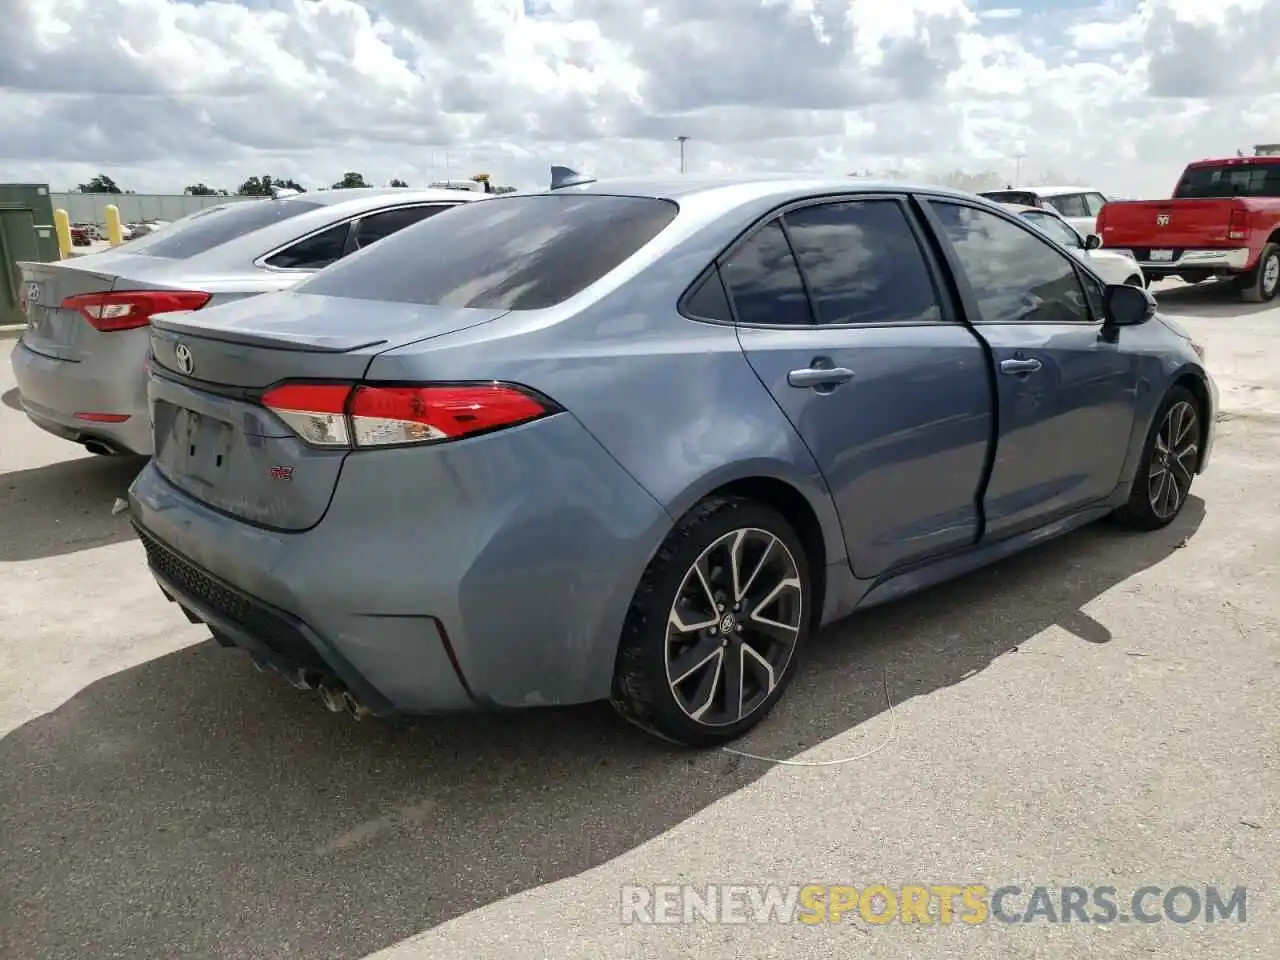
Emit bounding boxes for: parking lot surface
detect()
[2,280,1277,960]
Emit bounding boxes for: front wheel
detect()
[1124,274,1144,287]
[1113,386,1202,531]
[610,497,812,747]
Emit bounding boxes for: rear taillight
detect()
[61,290,211,332]
[260,382,558,449]
[1228,207,1248,241]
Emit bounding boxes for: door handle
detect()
[787,366,855,389]
[999,358,1042,375]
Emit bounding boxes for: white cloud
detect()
[0,0,1276,198]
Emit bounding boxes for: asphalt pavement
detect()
[1,280,1277,960]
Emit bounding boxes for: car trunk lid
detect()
[18,253,205,361]
[147,291,509,530]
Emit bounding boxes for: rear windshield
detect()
[296,193,679,310]
[979,190,1042,206]
[1174,163,1280,199]
[127,198,323,259]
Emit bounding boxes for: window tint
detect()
[1045,193,1089,218]
[718,220,813,326]
[1084,192,1108,216]
[354,204,451,248]
[979,190,1042,207]
[298,194,678,310]
[1174,163,1280,199]
[932,202,1090,324]
[783,200,941,325]
[264,222,351,269]
[683,267,734,322]
[1021,211,1082,249]
[127,198,322,259]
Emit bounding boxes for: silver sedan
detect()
[10,187,481,456]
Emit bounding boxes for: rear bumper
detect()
[1114,247,1252,277]
[9,337,152,454]
[127,412,672,714]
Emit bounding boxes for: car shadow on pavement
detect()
[0,499,1204,960]
[1153,281,1276,318]
[0,455,147,562]
[1,387,21,413]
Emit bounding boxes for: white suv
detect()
[979,186,1111,237]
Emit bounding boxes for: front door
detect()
[924,199,1141,541]
[705,196,995,580]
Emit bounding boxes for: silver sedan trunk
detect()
[8,189,476,456]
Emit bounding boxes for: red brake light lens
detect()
[260,381,556,449]
[1228,207,1247,241]
[62,290,211,332]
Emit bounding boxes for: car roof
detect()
[81,188,489,287]
[295,187,483,207]
[998,202,1064,218]
[1028,185,1095,196]
[531,173,989,208]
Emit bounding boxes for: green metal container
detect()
[0,183,59,326]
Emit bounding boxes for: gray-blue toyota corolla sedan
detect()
[128,172,1216,746]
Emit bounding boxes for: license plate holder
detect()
[1148,249,1175,262]
[178,408,233,482]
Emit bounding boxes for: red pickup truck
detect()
[1095,155,1280,302]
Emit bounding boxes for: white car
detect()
[1002,203,1146,287]
[981,185,1111,237]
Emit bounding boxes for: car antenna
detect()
[550,165,596,190]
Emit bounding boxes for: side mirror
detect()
[1103,282,1156,327]
[1084,234,1102,250]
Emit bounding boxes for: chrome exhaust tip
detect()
[342,690,371,720]
[318,682,347,713]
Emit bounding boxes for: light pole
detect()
[1014,152,1026,185]
[674,135,689,174]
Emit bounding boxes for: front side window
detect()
[298,194,678,310]
[264,222,351,270]
[1020,211,1083,250]
[782,199,942,325]
[717,220,813,326]
[1044,193,1089,218]
[931,202,1090,325]
[1083,192,1108,216]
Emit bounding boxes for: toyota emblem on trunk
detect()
[1156,214,1170,226]
[174,343,194,375]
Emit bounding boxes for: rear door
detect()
[718,195,994,580]
[922,198,1140,541]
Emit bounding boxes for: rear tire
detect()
[1239,242,1280,304]
[1124,275,1143,287]
[1112,386,1202,531]
[610,496,812,747]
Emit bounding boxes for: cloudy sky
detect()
[0,0,1276,197]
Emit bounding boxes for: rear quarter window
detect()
[127,198,323,260]
[296,194,679,310]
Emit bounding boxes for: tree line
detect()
[75,172,518,196]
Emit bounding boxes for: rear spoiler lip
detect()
[150,313,383,354]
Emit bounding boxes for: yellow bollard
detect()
[53,209,73,258]
[104,204,124,246]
